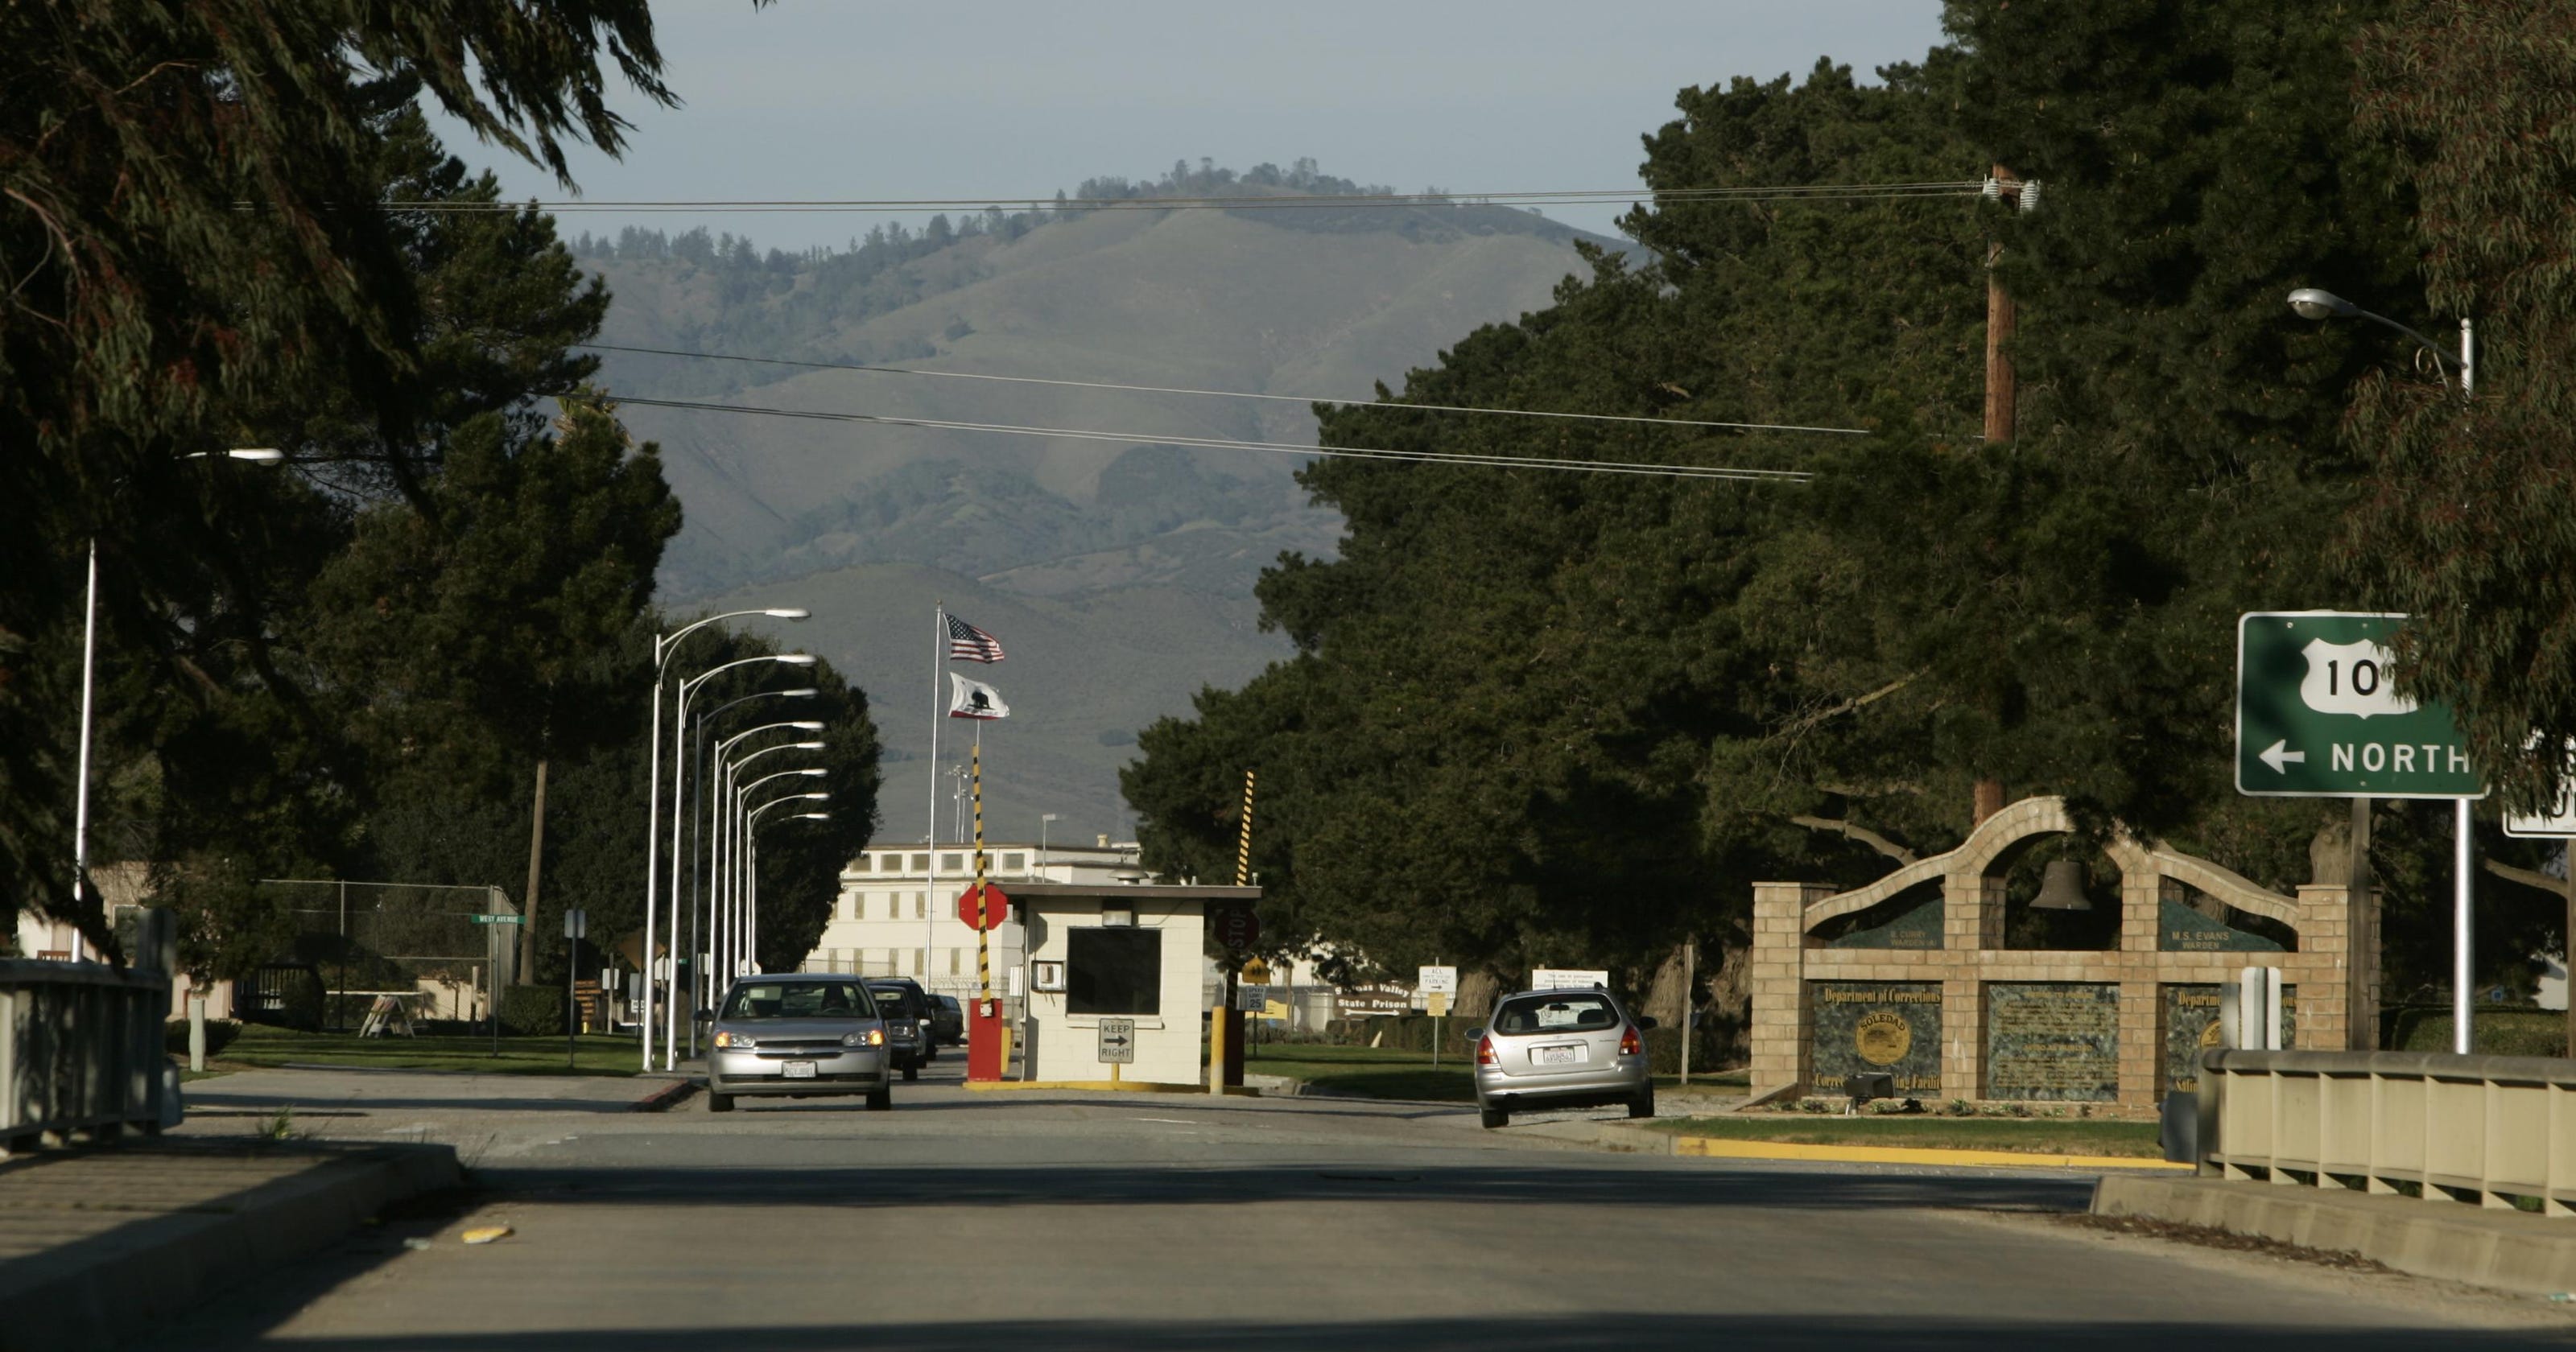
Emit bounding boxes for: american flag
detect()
[946,614,1005,663]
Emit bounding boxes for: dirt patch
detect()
[2052,1211,2392,1274]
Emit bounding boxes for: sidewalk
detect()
[174,1065,693,1156]
[0,1137,459,1351]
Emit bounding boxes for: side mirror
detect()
[1634,1016,1659,1030]
[1463,1027,1484,1042]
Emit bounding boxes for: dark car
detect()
[930,994,964,1047]
[704,975,890,1113]
[863,978,937,1079]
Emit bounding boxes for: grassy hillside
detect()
[582,179,1619,838]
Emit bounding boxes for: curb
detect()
[963,1079,1260,1096]
[2094,1173,2576,1296]
[1670,1136,2193,1172]
[0,1143,461,1352]
[631,1079,701,1112]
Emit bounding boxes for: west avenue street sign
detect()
[2236,612,2483,800]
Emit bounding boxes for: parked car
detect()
[704,975,890,1114]
[1467,986,1656,1129]
[863,977,937,1078]
[930,994,964,1046]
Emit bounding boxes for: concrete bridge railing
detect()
[2200,1048,2576,1217]
[2,909,177,1149]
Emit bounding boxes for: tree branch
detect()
[2482,857,2570,897]
[1769,669,1926,743]
[1790,814,1919,864]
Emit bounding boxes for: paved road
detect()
[150,1058,2576,1350]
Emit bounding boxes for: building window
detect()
[949,947,961,975]
[853,855,873,873]
[941,852,964,872]
[915,892,927,919]
[1002,852,1026,872]
[1067,928,1162,1016]
[909,853,929,872]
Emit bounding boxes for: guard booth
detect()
[1013,883,1257,1086]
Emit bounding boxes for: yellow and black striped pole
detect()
[972,742,991,1002]
[1234,769,1257,887]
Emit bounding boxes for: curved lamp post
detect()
[2287,286,2478,1053]
[70,447,284,962]
[704,736,824,1013]
[741,793,832,977]
[648,649,814,1069]
[722,766,825,981]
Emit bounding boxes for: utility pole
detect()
[1973,163,2026,830]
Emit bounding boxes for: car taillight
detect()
[1476,1036,1496,1066]
[1620,1025,1643,1057]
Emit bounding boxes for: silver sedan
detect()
[706,975,892,1112]
[1468,987,1656,1129]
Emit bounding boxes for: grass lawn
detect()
[207,1024,644,1077]
[1229,1044,1751,1103]
[1647,1114,2164,1158]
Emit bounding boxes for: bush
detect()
[499,985,567,1037]
[2386,1005,2567,1057]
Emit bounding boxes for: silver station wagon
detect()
[706,975,892,1113]
[1468,986,1656,1129]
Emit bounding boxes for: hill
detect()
[579,167,1624,839]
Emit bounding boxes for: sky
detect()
[432,0,1953,252]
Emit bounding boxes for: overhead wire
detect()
[379,181,1984,215]
[580,342,1872,437]
[597,394,1814,484]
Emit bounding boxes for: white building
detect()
[799,836,1146,1008]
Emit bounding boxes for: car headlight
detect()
[842,1029,884,1048]
[713,1030,756,1049]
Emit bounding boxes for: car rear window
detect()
[721,981,876,1020]
[1493,993,1620,1036]
[867,986,920,1016]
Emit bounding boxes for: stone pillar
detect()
[1749,882,1831,1097]
[1942,975,1983,1102]
[2294,884,2351,1052]
[2116,980,2159,1106]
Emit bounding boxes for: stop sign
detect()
[1212,902,1260,951]
[956,883,1011,931]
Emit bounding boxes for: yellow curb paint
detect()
[964,1079,1261,1096]
[1669,1136,2193,1172]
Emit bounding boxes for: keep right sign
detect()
[2236,612,2483,800]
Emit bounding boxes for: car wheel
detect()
[902,1064,919,1082]
[1480,1107,1509,1130]
[708,1091,734,1114]
[1629,1089,1656,1119]
[866,1088,892,1111]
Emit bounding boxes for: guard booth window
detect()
[1067,929,1161,1015]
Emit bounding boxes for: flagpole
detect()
[924,604,943,984]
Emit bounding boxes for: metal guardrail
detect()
[2,909,177,1147]
[2199,1048,2576,1217]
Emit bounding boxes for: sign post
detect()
[2237,612,2484,1053]
[1418,964,1458,1070]
[563,909,588,1070]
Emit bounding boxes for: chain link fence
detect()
[253,880,518,1030]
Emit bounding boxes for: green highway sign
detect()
[469,913,526,925]
[2236,612,2483,799]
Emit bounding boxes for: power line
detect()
[380,181,1984,215]
[597,394,1813,484]
[580,342,1872,438]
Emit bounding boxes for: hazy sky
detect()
[435,1,1952,251]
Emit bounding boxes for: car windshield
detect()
[1492,992,1620,1036]
[720,981,875,1020]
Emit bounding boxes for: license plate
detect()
[782,1061,816,1079]
[1536,1045,1584,1066]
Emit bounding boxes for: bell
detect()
[2031,858,2094,912]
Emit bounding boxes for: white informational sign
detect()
[1237,983,1270,1012]
[1097,1016,1136,1064]
[1005,965,1024,997]
[1531,968,1609,991]
[1417,965,1459,995]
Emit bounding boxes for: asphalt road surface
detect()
[151,1057,2576,1350]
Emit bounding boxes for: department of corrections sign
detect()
[2236,612,2482,799]
[1985,983,2118,1102]
[1808,982,1941,1096]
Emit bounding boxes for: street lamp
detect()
[650,649,815,1070]
[711,752,819,994]
[640,610,806,1067]
[741,793,832,975]
[1039,813,1059,874]
[68,447,283,962]
[2287,286,2478,1053]
[685,716,824,1046]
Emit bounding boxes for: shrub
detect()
[499,985,567,1037]
[163,1017,240,1058]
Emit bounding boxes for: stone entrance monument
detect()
[1750,796,2361,1107]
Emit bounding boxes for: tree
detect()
[2,0,698,950]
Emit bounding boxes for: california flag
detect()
[947,671,1010,720]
